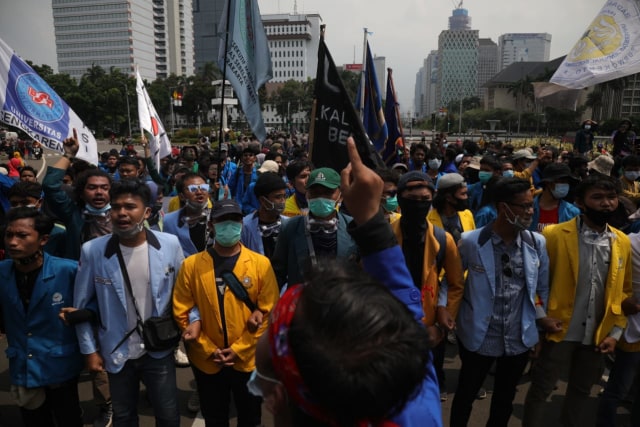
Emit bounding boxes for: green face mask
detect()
[213,220,242,247]
[478,171,493,184]
[308,197,337,218]
[383,195,398,212]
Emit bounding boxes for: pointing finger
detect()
[346,137,364,171]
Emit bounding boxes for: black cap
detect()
[397,171,435,194]
[541,163,577,183]
[210,199,242,219]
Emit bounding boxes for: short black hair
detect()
[74,168,112,206]
[376,168,400,185]
[109,179,151,206]
[286,161,312,182]
[6,207,54,236]
[116,156,140,169]
[20,165,37,177]
[622,155,640,169]
[175,172,206,194]
[574,175,620,201]
[8,181,42,200]
[480,155,502,172]
[492,177,532,204]
[410,143,427,155]
[253,172,286,198]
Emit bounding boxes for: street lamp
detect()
[123,82,132,137]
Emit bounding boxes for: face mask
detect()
[398,197,431,223]
[383,195,399,212]
[551,183,570,199]
[428,159,442,170]
[453,197,469,211]
[584,125,591,130]
[186,199,208,211]
[502,170,515,178]
[502,203,532,230]
[308,197,337,218]
[442,143,449,149]
[625,171,640,181]
[478,171,493,184]
[583,206,613,227]
[247,368,282,398]
[214,220,242,247]
[113,211,147,239]
[261,196,285,214]
[85,203,111,216]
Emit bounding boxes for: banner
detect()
[383,68,404,165]
[309,32,384,172]
[0,37,97,164]
[218,0,272,142]
[355,41,388,152]
[136,70,171,172]
[550,0,640,89]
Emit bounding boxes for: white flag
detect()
[550,0,640,89]
[0,37,97,164]
[136,70,171,172]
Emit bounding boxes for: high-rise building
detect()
[414,66,425,117]
[52,0,194,81]
[423,51,439,117]
[373,55,386,97]
[478,38,498,103]
[193,0,225,73]
[262,13,322,83]
[498,33,551,70]
[436,6,478,108]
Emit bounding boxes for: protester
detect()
[228,146,259,215]
[529,163,581,232]
[376,168,401,223]
[282,161,311,217]
[573,119,597,156]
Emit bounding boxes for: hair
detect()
[410,143,427,156]
[253,172,287,198]
[265,151,285,162]
[8,181,43,200]
[574,175,621,201]
[492,177,532,205]
[286,161,312,182]
[242,145,259,155]
[175,172,206,194]
[74,168,112,206]
[622,155,640,169]
[432,181,465,211]
[6,207,54,236]
[288,260,430,426]
[116,156,140,169]
[480,155,502,172]
[376,168,400,186]
[109,179,152,206]
[20,165,37,177]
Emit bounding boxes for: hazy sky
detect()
[0,0,602,113]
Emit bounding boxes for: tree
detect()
[269,80,309,126]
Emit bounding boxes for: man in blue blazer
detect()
[73,180,185,427]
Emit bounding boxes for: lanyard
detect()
[303,216,317,267]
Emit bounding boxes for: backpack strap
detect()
[433,224,447,274]
[519,230,537,252]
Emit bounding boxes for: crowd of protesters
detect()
[0,120,639,427]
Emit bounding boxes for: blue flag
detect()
[355,41,388,152]
[0,37,98,164]
[383,68,404,165]
[218,0,272,142]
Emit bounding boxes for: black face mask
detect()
[583,206,614,227]
[398,197,431,224]
[453,197,469,211]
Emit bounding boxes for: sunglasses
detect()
[187,184,210,193]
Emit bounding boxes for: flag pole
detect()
[358,28,368,120]
[309,24,325,157]
[215,0,233,200]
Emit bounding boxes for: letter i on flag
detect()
[309,26,385,172]
[383,68,405,165]
[136,70,171,172]
[355,41,388,152]
[0,37,98,164]
[218,0,272,142]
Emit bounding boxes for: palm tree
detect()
[507,77,534,133]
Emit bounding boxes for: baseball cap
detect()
[306,167,341,189]
[512,149,537,161]
[436,173,465,191]
[210,199,242,220]
[258,160,279,174]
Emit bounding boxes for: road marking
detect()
[36,154,47,179]
[191,412,205,427]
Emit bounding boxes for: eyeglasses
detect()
[508,202,534,211]
[501,253,513,277]
[187,184,210,193]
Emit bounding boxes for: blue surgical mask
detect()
[428,159,442,170]
[383,195,398,212]
[214,220,242,247]
[624,171,640,181]
[308,197,337,218]
[502,170,515,178]
[478,171,493,184]
[551,183,570,199]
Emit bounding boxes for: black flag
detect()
[309,27,384,172]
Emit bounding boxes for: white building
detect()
[262,12,322,83]
[478,38,498,103]
[52,0,194,81]
[498,33,551,70]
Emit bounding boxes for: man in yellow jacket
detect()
[173,199,280,427]
[523,175,633,427]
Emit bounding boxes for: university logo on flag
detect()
[0,37,98,164]
[551,0,640,89]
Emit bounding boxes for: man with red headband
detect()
[248,138,443,427]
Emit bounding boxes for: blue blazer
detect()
[529,196,581,232]
[456,225,550,352]
[0,255,83,387]
[74,230,185,373]
[163,208,200,257]
[241,212,288,256]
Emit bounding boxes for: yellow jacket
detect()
[427,209,476,232]
[282,194,306,217]
[173,246,280,374]
[542,218,632,344]
[621,176,640,206]
[391,220,465,326]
